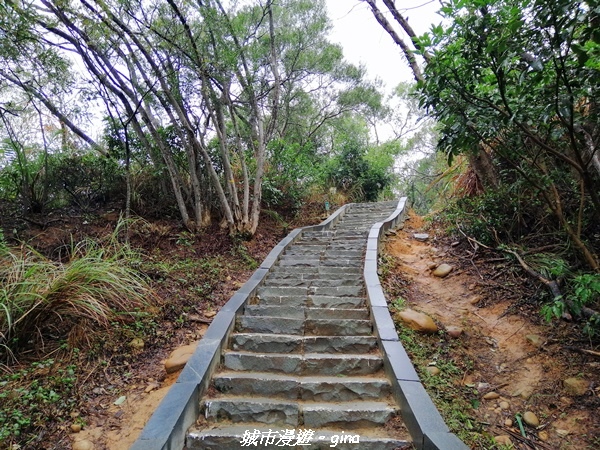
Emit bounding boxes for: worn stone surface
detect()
[446,326,463,338]
[525,334,543,347]
[414,233,430,241]
[563,377,589,396]
[494,435,513,446]
[483,392,500,400]
[523,411,539,427]
[164,341,198,374]
[205,398,299,426]
[432,263,453,278]
[395,309,439,334]
[302,402,395,429]
[72,440,94,450]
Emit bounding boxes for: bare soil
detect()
[383,211,600,449]
[2,205,599,449]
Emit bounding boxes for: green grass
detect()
[0,230,154,361]
[393,322,501,448]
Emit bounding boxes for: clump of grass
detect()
[0,225,154,361]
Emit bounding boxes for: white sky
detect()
[325,0,441,91]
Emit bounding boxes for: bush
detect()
[0,224,154,360]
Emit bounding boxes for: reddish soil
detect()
[384,211,600,449]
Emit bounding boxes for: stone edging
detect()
[130,204,350,450]
[364,197,469,450]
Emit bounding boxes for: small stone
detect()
[71,423,82,433]
[72,440,94,450]
[523,411,539,427]
[563,377,589,396]
[483,392,500,400]
[205,310,217,318]
[556,429,569,437]
[504,419,513,427]
[164,342,198,374]
[525,334,543,347]
[413,233,429,241]
[494,435,512,446]
[426,366,441,376]
[500,401,510,410]
[129,338,144,350]
[113,396,126,406]
[144,382,160,393]
[469,296,481,305]
[468,284,477,291]
[446,326,463,338]
[432,263,453,278]
[395,309,438,334]
[70,411,80,419]
[539,430,549,441]
[428,262,438,270]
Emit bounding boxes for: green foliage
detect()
[325,137,392,202]
[0,223,154,359]
[541,273,600,336]
[393,323,490,447]
[420,0,600,270]
[0,359,78,447]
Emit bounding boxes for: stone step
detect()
[278,259,320,267]
[321,258,362,267]
[204,397,298,426]
[309,295,365,308]
[212,372,391,401]
[230,334,378,354]
[237,317,372,336]
[305,318,372,336]
[323,250,364,257]
[266,268,362,279]
[305,307,369,320]
[263,277,362,287]
[203,397,396,429]
[244,305,369,320]
[252,295,307,307]
[317,266,361,275]
[236,316,305,335]
[309,286,364,297]
[187,424,409,450]
[257,286,309,298]
[223,352,383,375]
[303,401,396,429]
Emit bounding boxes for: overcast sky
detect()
[324,0,441,91]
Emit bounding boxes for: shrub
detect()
[0,226,154,360]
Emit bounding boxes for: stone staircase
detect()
[186,201,411,449]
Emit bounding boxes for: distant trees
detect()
[419,0,599,272]
[1,0,399,235]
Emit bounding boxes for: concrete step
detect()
[257,286,309,298]
[230,334,378,354]
[203,397,396,429]
[236,316,305,335]
[303,401,396,429]
[223,352,383,375]
[244,305,369,320]
[212,372,391,401]
[305,318,372,336]
[309,295,364,308]
[263,277,363,287]
[204,397,298,426]
[187,424,409,450]
[309,286,364,297]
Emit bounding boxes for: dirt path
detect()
[69,213,599,450]
[386,213,599,449]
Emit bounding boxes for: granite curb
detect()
[364,197,469,450]
[130,204,350,450]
